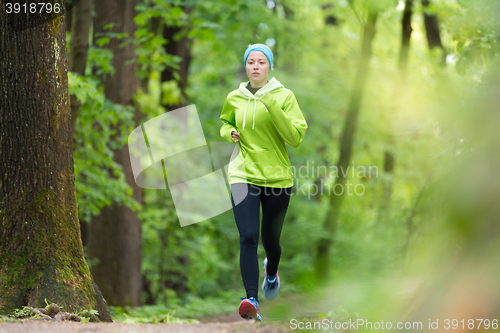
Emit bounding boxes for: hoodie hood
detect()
[238,77,284,130]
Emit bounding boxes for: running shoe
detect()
[239,297,262,321]
[261,257,280,299]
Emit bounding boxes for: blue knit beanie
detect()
[244,44,273,72]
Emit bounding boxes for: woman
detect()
[219,43,307,321]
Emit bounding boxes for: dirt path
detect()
[0,319,292,333]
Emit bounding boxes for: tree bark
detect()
[69,0,93,136]
[0,5,111,321]
[314,10,378,282]
[87,0,143,307]
[161,5,193,111]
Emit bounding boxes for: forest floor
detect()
[0,279,418,332]
[0,307,293,332]
[0,319,292,333]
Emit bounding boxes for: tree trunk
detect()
[421,0,446,64]
[404,178,428,254]
[161,5,193,111]
[140,16,162,93]
[69,0,93,135]
[87,0,143,307]
[66,4,73,32]
[421,0,443,50]
[379,149,395,217]
[399,0,414,72]
[0,6,111,322]
[68,0,93,248]
[153,6,194,296]
[379,0,415,219]
[322,3,338,26]
[314,11,378,282]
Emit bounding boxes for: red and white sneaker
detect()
[239,297,262,321]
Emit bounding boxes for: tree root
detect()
[24,303,81,322]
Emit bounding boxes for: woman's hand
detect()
[231,131,240,142]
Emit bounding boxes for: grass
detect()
[110,289,242,324]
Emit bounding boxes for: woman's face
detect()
[246,51,270,85]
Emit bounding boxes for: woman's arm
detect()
[260,91,307,147]
[220,96,238,143]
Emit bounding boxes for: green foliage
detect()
[86,45,114,76]
[77,309,99,323]
[441,0,500,75]
[12,307,31,319]
[133,0,187,79]
[111,305,198,324]
[133,0,500,316]
[68,71,141,224]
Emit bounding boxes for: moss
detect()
[48,14,61,40]
[31,185,96,312]
[1,183,95,315]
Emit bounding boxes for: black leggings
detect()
[230,183,292,302]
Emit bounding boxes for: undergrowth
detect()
[110,290,241,323]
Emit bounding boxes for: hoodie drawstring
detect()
[242,97,259,130]
[252,99,257,129]
[242,98,251,130]
[239,78,283,130]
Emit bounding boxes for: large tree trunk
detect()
[0,6,111,321]
[314,10,378,282]
[69,0,93,135]
[87,0,143,307]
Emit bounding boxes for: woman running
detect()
[219,43,308,321]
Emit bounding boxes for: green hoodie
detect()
[220,77,307,188]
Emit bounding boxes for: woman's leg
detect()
[260,187,292,277]
[231,183,262,301]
